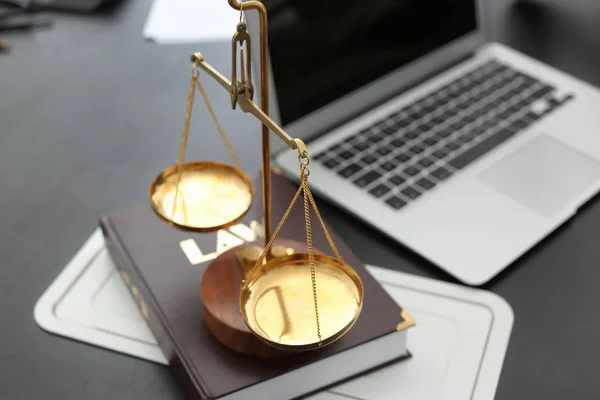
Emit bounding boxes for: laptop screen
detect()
[264,0,478,127]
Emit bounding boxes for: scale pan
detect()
[240,253,364,351]
[149,161,254,232]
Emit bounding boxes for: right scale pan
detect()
[240,253,364,351]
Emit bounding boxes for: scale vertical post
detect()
[228,0,271,248]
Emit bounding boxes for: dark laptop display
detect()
[263,0,478,126]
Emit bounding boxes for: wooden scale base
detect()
[200,238,318,357]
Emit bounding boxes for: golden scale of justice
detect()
[148,1,364,356]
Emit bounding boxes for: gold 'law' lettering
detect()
[179,220,264,265]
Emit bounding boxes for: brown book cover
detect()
[99,170,414,400]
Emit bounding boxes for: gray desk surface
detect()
[2,0,600,399]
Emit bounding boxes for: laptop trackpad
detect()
[479,135,600,217]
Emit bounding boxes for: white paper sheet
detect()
[143,0,241,44]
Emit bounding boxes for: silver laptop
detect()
[248,0,600,285]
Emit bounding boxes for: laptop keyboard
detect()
[314,59,575,211]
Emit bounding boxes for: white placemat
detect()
[34,229,513,399]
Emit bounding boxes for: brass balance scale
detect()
[148,1,363,355]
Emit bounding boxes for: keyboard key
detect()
[456,134,472,144]
[353,141,371,151]
[418,158,434,168]
[471,124,488,136]
[377,147,392,156]
[504,123,520,134]
[395,152,411,163]
[524,111,540,122]
[387,121,404,131]
[424,137,439,146]
[410,145,425,154]
[496,92,514,104]
[353,171,382,188]
[447,141,461,151]
[338,163,362,179]
[391,138,406,148]
[450,122,465,132]
[432,167,452,181]
[361,154,377,164]
[401,186,422,200]
[560,93,574,104]
[420,121,435,131]
[327,144,341,153]
[441,109,458,119]
[404,166,420,176]
[388,174,405,186]
[480,103,495,114]
[531,84,555,99]
[405,131,419,139]
[417,177,436,190]
[385,196,407,210]
[382,126,397,135]
[547,97,561,108]
[380,161,397,172]
[369,184,391,198]
[338,150,355,160]
[373,121,386,130]
[412,124,428,135]
[498,108,514,120]
[432,115,446,124]
[439,129,452,138]
[479,120,496,132]
[488,115,503,126]
[530,98,551,117]
[314,152,326,161]
[449,127,516,169]
[461,113,479,124]
[462,130,479,141]
[510,117,532,131]
[433,149,448,159]
[407,107,423,119]
[369,133,385,143]
[516,96,535,109]
[323,158,340,169]
[395,117,410,128]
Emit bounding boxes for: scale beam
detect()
[191,52,307,157]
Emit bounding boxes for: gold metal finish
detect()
[242,246,263,264]
[195,75,241,171]
[240,254,363,351]
[397,309,417,332]
[191,53,300,151]
[149,63,253,232]
[150,161,253,232]
[196,0,272,244]
[231,22,253,110]
[239,161,363,350]
[271,245,294,258]
[148,4,372,351]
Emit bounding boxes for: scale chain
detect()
[172,66,244,221]
[245,161,324,346]
[171,69,198,220]
[195,75,242,171]
[245,182,303,282]
[305,185,343,265]
[301,166,322,345]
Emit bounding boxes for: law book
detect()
[99,170,414,400]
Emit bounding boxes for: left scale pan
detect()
[148,64,254,233]
[149,160,254,232]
